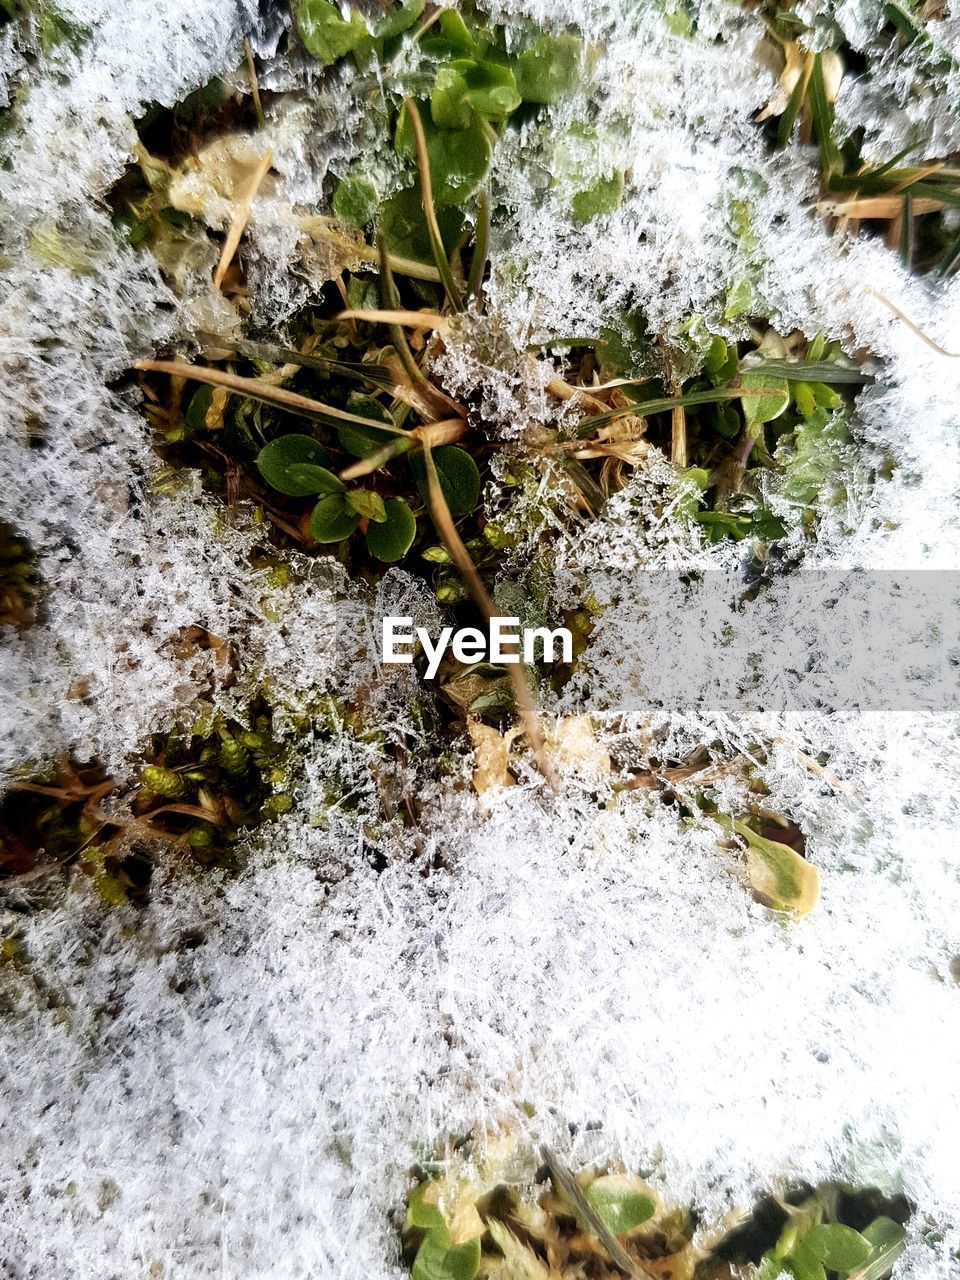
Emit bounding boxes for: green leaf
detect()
[333,174,379,227]
[346,488,387,522]
[405,1184,448,1235]
[395,105,492,208]
[793,381,817,419]
[790,1241,828,1280]
[584,1176,656,1237]
[515,34,581,103]
[410,445,480,518]
[185,385,214,432]
[373,0,425,39]
[365,497,416,561]
[412,1232,480,1280]
[379,187,464,262]
[431,59,520,129]
[338,395,397,458]
[295,0,368,64]
[309,493,361,542]
[852,1217,906,1280]
[804,1224,873,1275]
[571,172,624,222]
[739,372,789,436]
[256,435,341,496]
[304,4,369,59]
[704,336,738,382]
[423,9,477,56]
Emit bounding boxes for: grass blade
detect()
[738,358,873,384]
[809,53,840,180]
[466,187,490,301]
[776,51,813,149]
[574,385,789,437]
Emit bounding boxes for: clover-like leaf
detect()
[379,187,464,262]
[346,488,387,523]
[309,492,361,543]
[296,0,368,64]
[421,8,477,57]
[515,33,581,104]
[256,435,341,497]
[405,1184,448,1236]
[373,0,425,40]
[584,1175,657,1237]
[740,372,789,436]
[431,59,520,130]
[365,496,416,562]
[731,819,821,916]
[410,446,480,518]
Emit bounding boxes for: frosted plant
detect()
[1,0,959,1277]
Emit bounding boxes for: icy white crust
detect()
[1,0,959,1276]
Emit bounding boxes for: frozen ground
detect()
[1,1,959,1276]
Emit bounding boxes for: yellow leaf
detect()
[732,819,820,916]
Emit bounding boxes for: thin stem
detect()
[403,98,465,312]
[421,441,556,788]
[378,233,429,389]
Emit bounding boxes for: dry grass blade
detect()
[135,360,412,434]
[334,308,450,331]
[243,37,265,130]
[338,418,468,482]
[212,149,273,291]
[865,286,960,356]
[421,441,556,789]
[539,1148,653,1280]
[819,195,944,218]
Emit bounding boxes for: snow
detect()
[1,0,959,1276]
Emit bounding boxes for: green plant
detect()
[254,429,478,563]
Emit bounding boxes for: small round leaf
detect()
[584,1175,656,1237]
[516,34,581,104]
[309,493,361,543]
[257,435,340,497]
[346,488,387,523]
[365,497,416,562]
[333,174,379,227]
[410,446,480,518]
[338,395,397,458]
